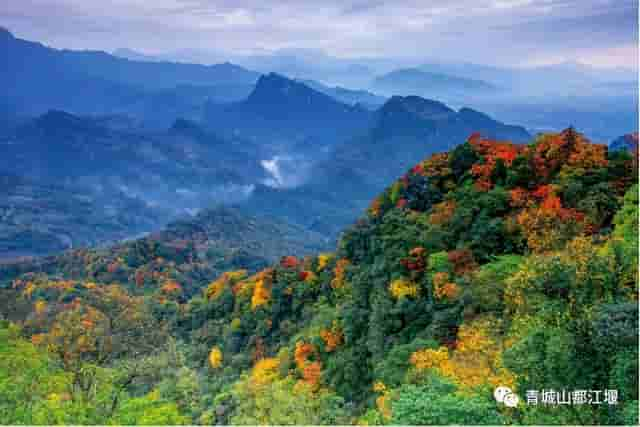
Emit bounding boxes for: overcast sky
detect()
[1,0,638,68]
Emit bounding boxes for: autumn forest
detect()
[1,128,638,424]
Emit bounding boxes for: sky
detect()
[1,0,638,69]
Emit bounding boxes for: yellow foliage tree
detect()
[205,279,226,300]
[317,253,335,271]
[209,346,223,369]
[410,317,516,391]
[409,347,450,370]
[250,357,280,389]
[205,270,247,300]
[389,278,419,299]
[372,381,392,420]
[34,300,47,316]
[373,381,387,393]
[251,279,271,309]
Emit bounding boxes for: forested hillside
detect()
[1,129,637,425]
[0,206,329,301]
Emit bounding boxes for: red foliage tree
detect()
[280,256,299,269]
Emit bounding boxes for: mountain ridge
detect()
[204,73,373,153]
[1,29,259,125]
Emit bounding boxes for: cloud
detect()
[260,155,312,189]
[0,0,636,68]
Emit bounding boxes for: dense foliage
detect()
[1,129,637,425]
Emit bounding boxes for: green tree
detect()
[391,379,504,425]
[230,376,349,425]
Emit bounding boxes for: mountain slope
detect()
[3,129,636,425]
[0,173,163,259]
[0,111,274,258]
[0,205,330,296]
[177,129,637,423]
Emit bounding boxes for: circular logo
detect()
[494,386,519,407]
[494,386,512,403]
[503,392,520,408]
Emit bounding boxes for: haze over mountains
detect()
[0,27,637,259]
[110,41,638,141]
[372,68,498,99]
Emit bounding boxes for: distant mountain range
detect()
[0,65,533,256]
[113,47,389,109]
[610,133,639,152]
[413,60,638,140]
[1,28,258,127]
[419,60,637,92]
[372,68,498,98]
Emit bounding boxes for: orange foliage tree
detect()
[432,272,460,301]
[320,320,344,352]
[330,259,351,290]
[160,280,182,295]
[429,200,457,225]
[516,186,585,253]
[294,341,322,389]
